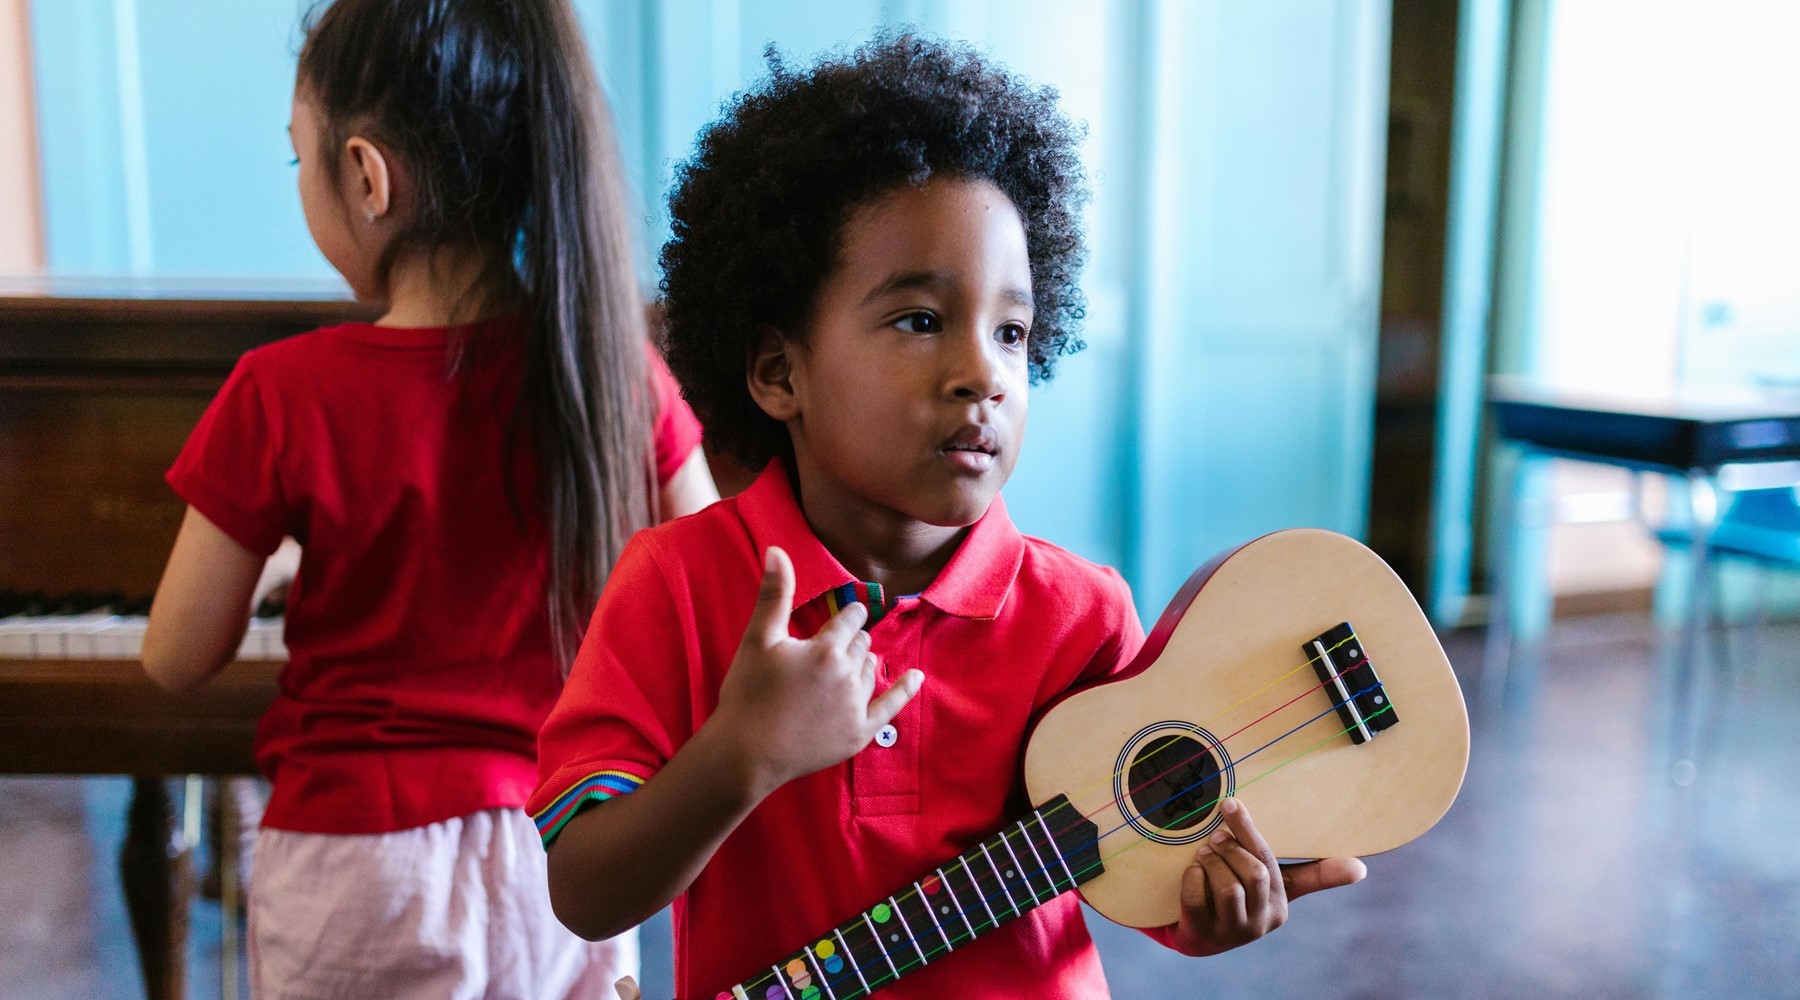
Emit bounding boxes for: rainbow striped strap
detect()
[532,770,645,848]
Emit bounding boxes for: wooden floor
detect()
[3,615,1797,999]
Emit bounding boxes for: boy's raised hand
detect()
[1165,797,1368,957]
[715,547,924,795]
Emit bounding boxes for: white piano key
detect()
[91,618,149,659]
[59,614,123,658]
[0,619,41,657]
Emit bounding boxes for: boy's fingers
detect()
[1281,856,1367,901]
[1217,798,1283,898]
[613,975,641,1000]
[748,547,797,646]
[1210,836,1271,899]
[865,669,923,729]
[1178,856,1213,916]
[813,601,870,651]
[1192,845,1247,928]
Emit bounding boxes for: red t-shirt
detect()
[167,320,702,834]
[530,461,1146,1000]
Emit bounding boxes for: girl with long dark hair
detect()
[142,1,714,994]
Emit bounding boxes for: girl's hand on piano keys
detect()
[251,537,301,614]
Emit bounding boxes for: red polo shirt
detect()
[531,461,1145,999]
[168,320,701,834]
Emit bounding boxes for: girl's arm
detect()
[658,446,719,520]
[545,547,922,941]
[142,506,267,693]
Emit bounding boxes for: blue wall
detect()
[31,0,1392,618]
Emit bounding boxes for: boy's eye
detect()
[996,324,1027,347]
[896,312,941,334]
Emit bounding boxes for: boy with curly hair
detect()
[529,35,1364,999]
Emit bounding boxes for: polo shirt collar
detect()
[736,459,1025,620]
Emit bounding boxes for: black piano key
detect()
[15,591,48,617]
[51,591,105,615]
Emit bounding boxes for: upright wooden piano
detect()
[0,282,371,999]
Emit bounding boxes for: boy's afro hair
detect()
[658,33,1090,470]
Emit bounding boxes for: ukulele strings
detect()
[739,645,1383,999]
[748,697,1392,1000]
[1037,631,1360,837]
[1082,649,1372,831]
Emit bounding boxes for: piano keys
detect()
[0,592,287,661]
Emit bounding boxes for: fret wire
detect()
[802,946,839,1000]
[999,827,1042,907]
[861,912,901,981]
[959,859,999,928]
[1019,814,1060,895]
[832,927,872,996]
[1034,810,1079,889]
[770,964,798,1000]
[978,842,1020,917]
[887,895,928,968]
[915,879,955,953]
[935,866,977,939]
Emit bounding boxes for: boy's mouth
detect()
[939,425,1000,473]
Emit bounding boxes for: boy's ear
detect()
[343,136,394,225]
[746,324,801,422]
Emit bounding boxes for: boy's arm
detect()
[546,710,767,939]
[545,546,923,941]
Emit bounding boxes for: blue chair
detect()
[1657,485,1800,668]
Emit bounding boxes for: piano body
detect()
[0,285,369,999]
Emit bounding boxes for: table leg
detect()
[1668,472,1720,783]
[1480,447,1531,708]
[119,777,192,1000]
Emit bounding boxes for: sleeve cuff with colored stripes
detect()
[532,770,645,848]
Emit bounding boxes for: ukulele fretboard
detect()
[728,794,1101,999]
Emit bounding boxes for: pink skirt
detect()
[249,808,635,999]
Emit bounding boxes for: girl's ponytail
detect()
[513,0,655,667]
[299,0,656,668]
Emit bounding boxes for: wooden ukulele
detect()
[711,528,1469,1000]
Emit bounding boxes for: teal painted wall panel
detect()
[30,1,133,275]
[1131,0,1390,610]
[130,2,326,279]
[32,0,331,281]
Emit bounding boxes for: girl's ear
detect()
[746,324,801,422]
[343,136,393,224]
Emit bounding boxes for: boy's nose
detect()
[945,336,1008,404]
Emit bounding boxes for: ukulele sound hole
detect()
[1128,735,1223,832]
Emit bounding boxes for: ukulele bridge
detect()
[1306,622,1397,745]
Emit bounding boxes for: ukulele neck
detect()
[728,794,1102,1000]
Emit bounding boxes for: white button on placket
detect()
[874,724,898,748]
